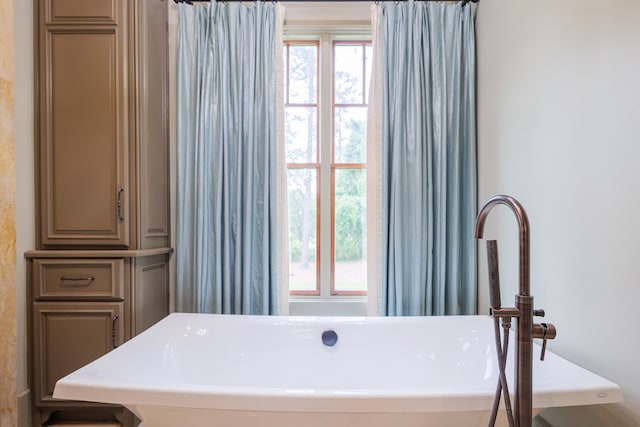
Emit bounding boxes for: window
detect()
[284,36,372,299]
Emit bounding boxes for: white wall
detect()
[476,0,640,425]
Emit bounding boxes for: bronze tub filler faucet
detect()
[475,195,557,427]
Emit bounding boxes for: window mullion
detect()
[318,34,333,298]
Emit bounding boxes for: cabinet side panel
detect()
[134,255,169,335]
[136,0,170,249]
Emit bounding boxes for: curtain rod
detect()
[173,0,478,3]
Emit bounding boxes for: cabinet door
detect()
[32,302,124,404]
[38,3,129,247]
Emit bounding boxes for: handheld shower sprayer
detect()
[486,240,501,311]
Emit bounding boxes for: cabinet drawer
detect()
[46,0,118,24]
[33,259,124,300]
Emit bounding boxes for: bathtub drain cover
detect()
[322,330,338,347]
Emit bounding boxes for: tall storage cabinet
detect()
[27,0,172,425]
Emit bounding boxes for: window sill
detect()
[288,297,367,316]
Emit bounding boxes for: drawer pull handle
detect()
[60,276,95,284]
[112,315,119,349]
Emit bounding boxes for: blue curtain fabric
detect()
[176,3,279,314]
[381,1,477,315]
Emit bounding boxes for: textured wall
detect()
[0,0,16,426]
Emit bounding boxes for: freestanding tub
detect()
[53,313,622,427]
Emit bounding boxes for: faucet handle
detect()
[533,309,545,317]
[540,337,548,361]
[534,322,557,361]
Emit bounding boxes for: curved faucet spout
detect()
[475,195,530,296]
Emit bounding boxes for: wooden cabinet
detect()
[27,251,170,426]
[30,0,171,426]
[36,0,169,249]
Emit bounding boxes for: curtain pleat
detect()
[381,1,477,316]
[176,3,282,315]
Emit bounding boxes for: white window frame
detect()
[283,18,373,317]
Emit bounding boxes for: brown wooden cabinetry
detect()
[27,251,170,426]
[29,0,171,426]
[36,0,169,249]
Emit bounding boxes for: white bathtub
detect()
[53,313,622,427]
